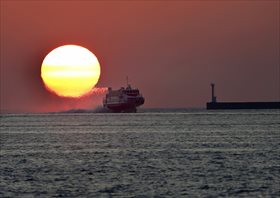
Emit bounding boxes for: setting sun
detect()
[41,45,101,97]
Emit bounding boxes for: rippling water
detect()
[1,109,279,197]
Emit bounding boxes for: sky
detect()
[1,0,279,113]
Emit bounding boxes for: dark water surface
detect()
[1,110,279,197]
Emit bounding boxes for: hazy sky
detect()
[1,0,279,112]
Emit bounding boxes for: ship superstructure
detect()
[103,83,145,112]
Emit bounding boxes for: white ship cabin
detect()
[123,85,140,96]
[107,85,140,97]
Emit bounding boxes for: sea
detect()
[0,109,279,197]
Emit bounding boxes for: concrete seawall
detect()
[206,102,280,109]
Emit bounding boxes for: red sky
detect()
[0,1,279,112]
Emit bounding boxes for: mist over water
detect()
[0,109,279,197]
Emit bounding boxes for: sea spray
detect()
[91,87,108,95]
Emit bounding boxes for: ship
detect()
[206,83,280,109]
[103,80,145,113]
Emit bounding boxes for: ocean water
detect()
[0,109,279,197]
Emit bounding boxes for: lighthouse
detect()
[211,83,217,103]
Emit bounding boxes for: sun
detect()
[41,45,101,98]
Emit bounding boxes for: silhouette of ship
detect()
[206,83,280,109]
[103,78,145,112]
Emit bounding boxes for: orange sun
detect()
[41,45,101,98]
